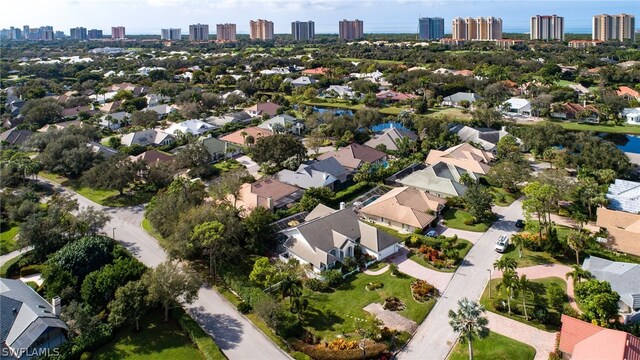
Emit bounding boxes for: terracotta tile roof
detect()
[361,187,446,229]
[560,315,640,360]
[244,102,281,117]
[219,126,273,146]
[302,67,329,75]
[234,178,302,213]
[617,86,640,99]
[426,142,494,175]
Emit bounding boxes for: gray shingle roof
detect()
[442,92,482,104]
[583,256,640,310]
[277,158,348,189]
[607,179,640,214]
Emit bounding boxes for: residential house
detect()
[596,207,640,257]
[280,204,401,272]
[606,179,640,214]
[2,117,25,130]
[502,97,532,116]
[142,104,179,118]
[61,106,97,118]
[284,76,317,88]
[550,103,600,123]
[244,102,281,117]
[426,142,494,176]
[360,186,446,233]
[365,126,418,152]
[99,111,130,130]
[302,67,329,76]
[38,120,83,132]
[232,178,303,215]
[258,114,304,135]
[622,108,640,125]
[165,119,216,136]
[449,125,510,152]
[0,278,68,358]
[317,143,387,171]
[582,256,640,323]
[0,128,33,146]
[220,126,273,146]
[120,129,175,147]
[99,100,122,113]
[222,89,246,102]
[87,142,118,159]
[375,90,418,103]
[206,111,252,127]
[276,157,349,190]
[321,85,358,99]
[350,70,384,81]
[568,84,591,96]
[558,315,640,359]
[144,93,171,107]
[441,92,482,107]
[617,86,640,102]
[201,136,242,161]
[130,149,174,165]
[397,161,476,198]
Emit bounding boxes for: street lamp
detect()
[112,227,116,239]
[488,269,492,298]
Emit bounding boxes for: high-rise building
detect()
[418,17,444,40]
[530,15,564,40]
[451,17,501,40]
[40,26,54,40]
[161,28,182,41]
[291,21,315,40]
[592,14,635,41]
[339,19,364,40]
[189,24,209,41]
[1,27,22,40]
[88,29,103,39]
[216,24,237,42]
[70,27,87,40]
[55,31,64,39]
[111,26,125,39]
[250,19,274,40]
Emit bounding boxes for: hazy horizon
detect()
[2,0,637,35]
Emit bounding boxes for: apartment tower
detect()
[216,24,237,42]
[452,17,501,40]
[189,24,209,41]
[291,21,315,40]
[593,14,635,41]
[339,19,364,40]
[530,15,564,40]
[88,29,103,39]
[70,27,87,40]
[249,19,274,40]
[111,26,125,39]
[161,28,181,40]
[418,17,445,40]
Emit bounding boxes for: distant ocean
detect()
[503,27,592,34]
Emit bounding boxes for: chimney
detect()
[267,196,273,210]
[340,202,346,210]
[51,296,61,316]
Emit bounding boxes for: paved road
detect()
[38,179,289,360]
[0,246,33,265]
[398,200,523,360]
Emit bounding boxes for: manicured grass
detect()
[407,239,473,273]
[0,223,20,254]
[448,332,536,360]
[141,218,173,250]
[502,245,566,268]
[489,187,518,207]
[303,271,435,340]
[0,253,26,277]
[340,57,405,65]
[426,107,473,120]
[213,159,242,172]
[480,277,566,332]
[74,186,121,204]
[540,121,640,135]
[94,309,204,360]
[442,208,491,232]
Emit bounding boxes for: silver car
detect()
[494,235,509,253]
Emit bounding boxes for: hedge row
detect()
[20,264,44,277]
[173,307,227,360]
[290,339,388,360]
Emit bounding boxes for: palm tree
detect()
[516,275,533,320]
[280,275,302,304]
[511,235,524,259]
[566,264,592,286]
[496,270,518,314]
[291,297,309,319]
[448,298,489,360]
[566,230,589,264]
[493,257,517,273]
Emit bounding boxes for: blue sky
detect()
[2,0,638,34]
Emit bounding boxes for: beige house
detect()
[426,142,494,176]
[596,207,640,257]
[360,186,446,233]
[231,178,303,215]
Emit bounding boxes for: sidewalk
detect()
[485,312,556,360]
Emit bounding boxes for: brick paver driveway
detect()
[485,312,556,360]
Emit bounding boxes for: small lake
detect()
[312,106,354,116]
[601,133,640,154]
[370,122,409,132]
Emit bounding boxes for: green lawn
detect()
[407,239,473,272]
[502,246,566,268]
[426,107,473,120]
[543,121,640,135]
[93,309,204,360]
[489,187,518,207]
[480,277,566,332]
[339,57,405,65]
[303,271,435,340]
[448,332,536,360]
[0,223,20,254]
[213,159,242,172]
[442,208,491,232]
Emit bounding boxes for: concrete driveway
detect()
[236,155,261,179]
[389,247,453,292]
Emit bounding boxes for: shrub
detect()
[237,301,252,314]
[388,263,399,276]
[20,264,44,277]
[322,269,343,287]
[305,278,330,292]
[366,281,384,291]
[80,352,92,360]
[290,339,388,360]
[531,305,550,324]
[173,308,227,360]
[276,310,303,338]
[463,217,477,226]
[25,281,39,291]
[411,280,437,302]
[562,304,579,318]
[493,299,506,312]
[412,228,423,235]
[546,283,567,313]
[292,351,312,360]
[383,297,406,311]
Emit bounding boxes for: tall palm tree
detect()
[448,298,489,360]
[511,235,524,259]
[280,275,302,304]
[566,264,592,286]
[516,275,533,320]
[496,270,518,314]
[566,230,589,264]
[493,257,517,273]
[291,297,309,319]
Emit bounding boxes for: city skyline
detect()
[2,0,637,35]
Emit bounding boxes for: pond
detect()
[311,106,354,116]
[370,122,409,132]
[600,133,640,154]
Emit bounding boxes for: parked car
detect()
[494,235,509,253]
[426,229,438,238]
[515,219,525,228]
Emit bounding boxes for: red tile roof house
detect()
[551,103,600,123]
[219,126,273,146]
[617,86,640,102]
[302,67,329,76]
[558,315,640,360]
[244,102,282,117]
[375,90,419,103]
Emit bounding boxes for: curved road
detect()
[38,180,289,360]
